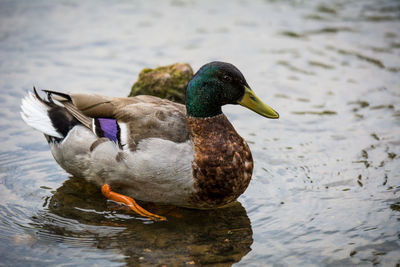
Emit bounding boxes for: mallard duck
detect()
[21,61,279,221]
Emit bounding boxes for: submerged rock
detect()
[129,63,193,104]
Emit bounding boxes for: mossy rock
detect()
[129,63,193,104]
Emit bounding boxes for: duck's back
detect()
[62,94,190,150]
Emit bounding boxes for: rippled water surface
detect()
[1,0,399,266]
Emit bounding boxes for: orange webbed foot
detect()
[101,184,166,221]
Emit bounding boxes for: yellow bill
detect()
[238,86,279,119]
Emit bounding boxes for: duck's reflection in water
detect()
[33,176,253,266]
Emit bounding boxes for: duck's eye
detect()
[222,75,232,82]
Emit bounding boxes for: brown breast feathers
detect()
[186,114,253,208]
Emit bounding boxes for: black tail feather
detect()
[48,105,80,138]
[34,87,81,141]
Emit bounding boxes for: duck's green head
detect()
[186,61,279,119]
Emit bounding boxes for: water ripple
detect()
[0,0,399,266]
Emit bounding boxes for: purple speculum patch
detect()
[98,118,118,142]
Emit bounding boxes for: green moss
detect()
[141,68,152,74]
[129,63,194,104]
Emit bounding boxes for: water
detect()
[0,0,399,266]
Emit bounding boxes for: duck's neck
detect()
[186,100,222,118]
[185,79,223,118]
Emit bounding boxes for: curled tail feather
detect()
[20,87,80,140]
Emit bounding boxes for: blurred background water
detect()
[0,0,399,266]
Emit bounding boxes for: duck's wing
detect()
[47,91,189,150]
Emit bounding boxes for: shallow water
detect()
[1,0,399,266]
